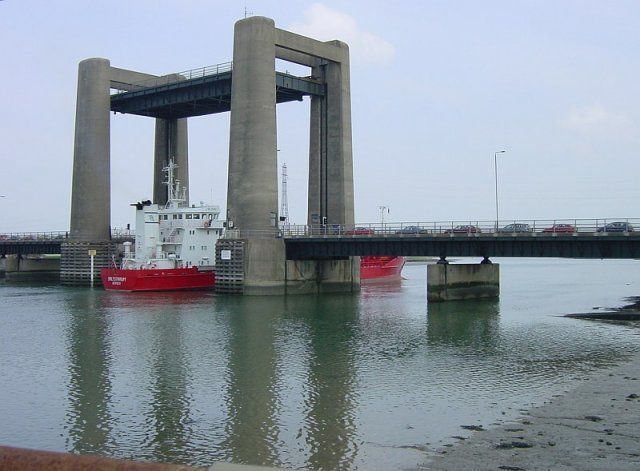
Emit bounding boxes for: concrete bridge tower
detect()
[63,17,358,293]
[62,60,189,285]
[216,16,358,294]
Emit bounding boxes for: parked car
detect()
[542,224,576,234]
[395,225,428,235]
[444,225,482,234]
[596,222,634,233]
[345,227,375,235]
[498,223,531,233]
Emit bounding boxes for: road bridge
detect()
[283,219,640,260]
[0,231,133,256]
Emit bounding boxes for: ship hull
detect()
[360,256,406,281]
[100,267,215,292]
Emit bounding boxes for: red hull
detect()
[100,267,215,292]
[360,256,406,281]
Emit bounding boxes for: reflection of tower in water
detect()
[300,295,359,470]
[221,297,282,465]
[220,294,359,469]
[64,291,113,454]
[146,302,192,463]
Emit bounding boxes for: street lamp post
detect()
[494,150,506,231]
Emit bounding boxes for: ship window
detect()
[193,214,200,219]
[173,214,177,219]
[213,214,218,219]
[186,214,192,219]
[178,214,183,219]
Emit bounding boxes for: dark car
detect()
[597,222,634,233]
[498,223,531,233]
[542,224,576,234]
[345,227,375,235]
[395,225,428,235]
[444,225,482,234]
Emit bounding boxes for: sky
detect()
[1,0,639,232]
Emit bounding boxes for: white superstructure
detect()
[121,160,224,270]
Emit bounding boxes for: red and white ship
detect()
[101,160,224,291]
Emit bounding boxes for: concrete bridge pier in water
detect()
[427,257,500,302]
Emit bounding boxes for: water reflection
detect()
[64,289,113,454]
[217,294,361,470]
[426,300,500,354]
[220,296,282,466]
[297,295,359,471]
[144,299,192,463]
[44,259,640,470]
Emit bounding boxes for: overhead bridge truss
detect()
[110,65,325,119]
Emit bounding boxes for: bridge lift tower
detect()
[63,16,358,294]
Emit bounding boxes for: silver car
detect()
[498,223,531,233]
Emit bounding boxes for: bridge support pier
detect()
[4,254,60,282]
[61,241,118,287]
[215,238,359,295]
[427,260,499,302]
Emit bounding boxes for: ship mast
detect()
[378,205,389,228]
[280,163,289,227]
[164,158,186,208]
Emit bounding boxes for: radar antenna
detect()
[280,163,289,227]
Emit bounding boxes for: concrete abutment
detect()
[215,238,359,295]
[427,262,500,302]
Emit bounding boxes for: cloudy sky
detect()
[1,0,638,232]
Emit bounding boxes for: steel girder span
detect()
[284,235,640,260]
[110,70,325,119]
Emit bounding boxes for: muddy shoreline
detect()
[565,296,640,320]
[419,306,640,470]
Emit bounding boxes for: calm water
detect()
[1,258,639,470]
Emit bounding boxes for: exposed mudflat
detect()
[420,351,640,470]
[565,296,640,320]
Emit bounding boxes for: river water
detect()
[1,258,639,470]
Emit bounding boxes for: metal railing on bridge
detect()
[112,62,234,94]
[220,218,640,239]
[0,229,134,242]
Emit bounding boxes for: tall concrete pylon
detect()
[218,16,358,295]
[227,17,278,232]
[63,60,190,285]
[70,58,112,242]
[227,16,354,232]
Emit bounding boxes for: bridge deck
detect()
[110,67,325,119]
[284,233,640,260]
